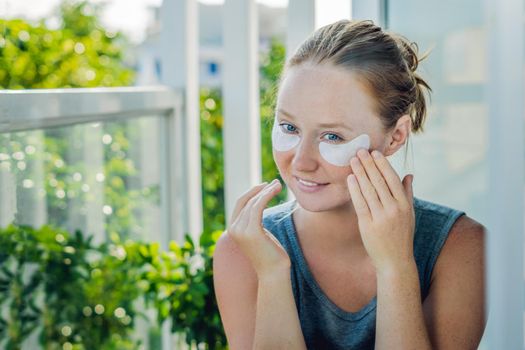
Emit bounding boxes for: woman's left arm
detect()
[375,219,486,350]
[347,149,486,350]
[420,215,486,349]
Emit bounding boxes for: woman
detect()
[213,20,486,349]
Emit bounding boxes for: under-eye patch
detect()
[318,134,370,166]
[271,118,370,167]
[271,120,300,152]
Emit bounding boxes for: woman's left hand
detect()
[346,149,416,273]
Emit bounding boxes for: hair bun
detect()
[392,34,420,72]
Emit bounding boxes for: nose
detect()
[291,138,319,172]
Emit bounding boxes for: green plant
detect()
[0,225,226,349]
[140,230,226,349]
[200,88,226,234]
[260,39,288,207]
[0,1,134,89]
[0,225,141,349]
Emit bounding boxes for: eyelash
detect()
[279,122,345,144]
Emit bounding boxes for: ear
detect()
[383,115,411,157]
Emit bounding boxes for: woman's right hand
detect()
[227,179,291,279]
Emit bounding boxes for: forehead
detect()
[276,64,380,128]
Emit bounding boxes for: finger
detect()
[230,182,268,224]
[370,150,406,203]
[237,180,280,230]
[346,174,372,221]
[402,174,414,206]
[250,179,282,225]
[356,149,397,210]
[350,156,383,216]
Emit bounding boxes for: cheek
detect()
[273,149,291,173]
[329,166,353,185]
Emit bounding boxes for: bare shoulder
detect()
[433,214,486,279]
[422,214,486,349]
[448,214,486,244]
[213,231,258,279]
[213,231,258,350]
[214,230,248,262]
[213,230,258,298]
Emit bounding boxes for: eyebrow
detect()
[277,109,353,131]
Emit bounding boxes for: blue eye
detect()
[323,133,343,143]
[280,123,297,133]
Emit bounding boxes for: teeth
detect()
[298,178,320,187]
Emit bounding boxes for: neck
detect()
[292,200,367,257]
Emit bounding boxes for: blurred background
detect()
[0,0,522,349]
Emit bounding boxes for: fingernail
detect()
[372,150,381,159]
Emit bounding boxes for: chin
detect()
[295,199,332,212]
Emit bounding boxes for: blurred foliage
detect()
[259,40,287,207]
[0,225,226,349]
[200,88,226,233]
[0,0,134,88]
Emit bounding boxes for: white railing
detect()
[0,86,190,246]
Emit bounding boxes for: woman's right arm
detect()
[213,180,307,350]
[254,265,307,350]
[213,232,307,350]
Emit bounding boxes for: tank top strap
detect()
[412,197,466,299]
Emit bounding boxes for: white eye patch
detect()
[271,120,300,151]
[319,134,370,166]
[271,119,371,167]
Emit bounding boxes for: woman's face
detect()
[273,63,389,212]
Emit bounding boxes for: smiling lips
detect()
[294,176,329,192]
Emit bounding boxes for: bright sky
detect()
[1,0,350,43]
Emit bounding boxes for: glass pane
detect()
[0,116,163,242]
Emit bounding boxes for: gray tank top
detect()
[262,197,465,350]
